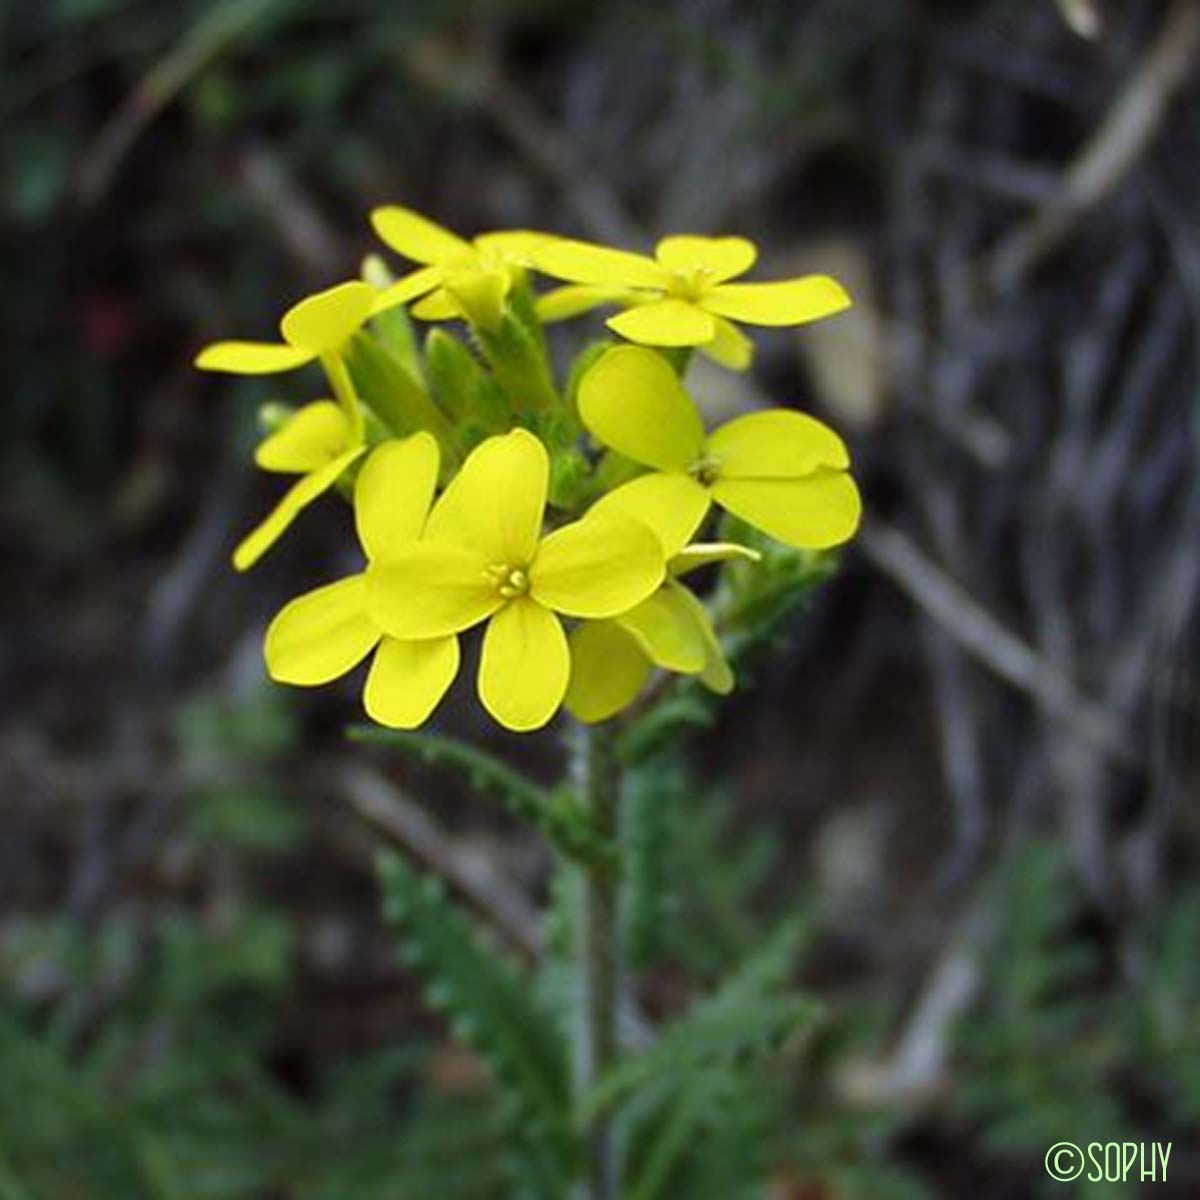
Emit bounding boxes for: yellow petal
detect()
[607,299,717,347]
[565,620,653,724]
[672,584,734,694]
[280,281,377,354]
[364,635,459,729]
[707,409,850,476]
[255,401,353,474]
[411,287,460,321]
[577,346,707,471]
[701,652,734,694]
[425,429,547,566]
[264,575,378,685]
[669,541,761,577]
[535,284,626,323]
[526,237,669,289]
[654,235,757,282]
[478,598,569,731]
[354,433,440,562]
[366,542,499,639]
[194,341,314,374]
[616,581,707,673]
[702,275,851,326]
[530,515,664,619]
[699,316,754,371]
[473,229,553,264]
[711,469,862,549]
[233,447,366,572]
[587,472,711,558]
[371,206,472,264]
[371,265,443,314]
[444,267,509,330]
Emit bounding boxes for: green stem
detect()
[320,351,364,442]
[570,720,622,1200]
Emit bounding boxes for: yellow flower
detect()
[370,206,550,324]
[194,279,375,407]
[232,400,366,572]
[264,434,460,729]
[578,346,862,550]
[529,234,850,370]
[365,429,665,731]
[195,281,381,570]
[565,542,757,724]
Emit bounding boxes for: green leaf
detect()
[585,914,818,1121]
[348,726,619,871]
[378,853,575,1189]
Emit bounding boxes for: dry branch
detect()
[859,520,1136,766]
[979,0,1200,295]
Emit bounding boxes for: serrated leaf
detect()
[585,915,818,1121]
[378,852,575,1189]
[348,726,619,870]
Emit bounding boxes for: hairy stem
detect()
[570,720,622,1200]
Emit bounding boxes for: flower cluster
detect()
[196,208,861,731]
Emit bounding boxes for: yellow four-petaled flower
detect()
[578,346,861,553]
[531,234,850,370]
[366,429,665,731]
[199,210,864,732]
[195,281,379,569]
[264,434,460,728]
[370,207,551,328]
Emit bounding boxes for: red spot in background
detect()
[83,292,138,358]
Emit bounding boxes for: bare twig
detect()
[1055,0,1103,40]
[838,899,991,1108]
[978,0,1200,295]
[77,0,281,204]
[237,143,345,277]
[859,519,1136,765]
[335,763,543,959]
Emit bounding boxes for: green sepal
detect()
[424,327,510,452]
[366,295,423,381]
[506,272,549,357]
[344,332,458,472]
[547,446,591,513]
[471,307,559,418]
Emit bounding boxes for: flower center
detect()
[485,563,531,599]
[688,455,722,487]
[667,266,714,302]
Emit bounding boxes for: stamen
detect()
[688,455,722,487]
[668,266,715,301]
[486,563,530,599]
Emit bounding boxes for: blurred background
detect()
[3,0,1199,1195]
